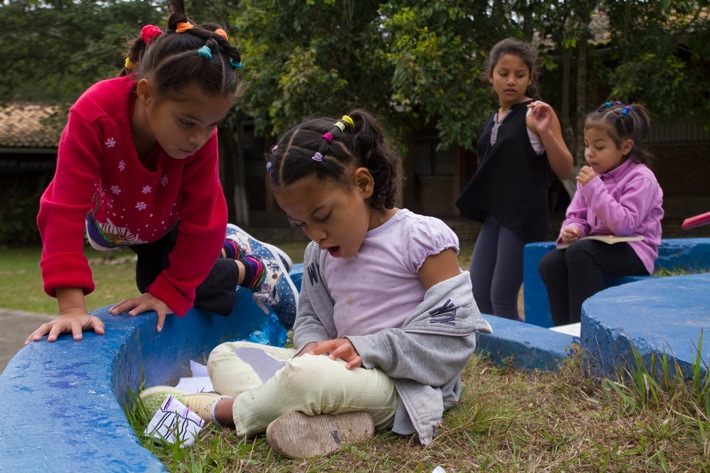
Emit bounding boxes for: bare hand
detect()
[560,225,581,245]
[109,293,173,332]
[309,339,362,369]
[577,166,597,186]
[25,310,105,344]
[527,101,554,135]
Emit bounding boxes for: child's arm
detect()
[579,169,661,236]
[25,287,105,344]
[527,101,574,180]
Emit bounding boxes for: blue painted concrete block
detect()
[524,238,710,329]
[477,314,576,371]
[581,273,710,380]
[0,268,295,473]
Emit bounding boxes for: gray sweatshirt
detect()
[294,242,493,444]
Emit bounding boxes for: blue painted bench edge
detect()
[524,238,710,328]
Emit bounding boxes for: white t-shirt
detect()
[322,209,459,338]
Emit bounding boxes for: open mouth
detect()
[326,246,343,258]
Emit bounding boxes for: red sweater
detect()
[37,75,227,316]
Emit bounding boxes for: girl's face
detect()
[488,53,532,107]
[584,126,633,174]
[136,80,234,160]
[272,169,381,259]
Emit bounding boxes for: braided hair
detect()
[120,0,243,99]
[267,109,401,210]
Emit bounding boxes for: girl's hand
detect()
[560,225,581,245]
[527,101,554,135]
[24,311,105,344]
[295,342,319,357]
[309,339,362,369]
[577,166,597,186]
[110,293,173,332]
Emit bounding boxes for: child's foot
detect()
[226,223,293,272]
[139,386,226,423]
[266,411,375,458]
[249,251,299,329]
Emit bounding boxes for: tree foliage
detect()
[1,0,708,151]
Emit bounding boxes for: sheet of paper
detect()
[145,396,204,446]
[549,322,581,337]
[175,376,214,393]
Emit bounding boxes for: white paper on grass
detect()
[145,396,204,446]
[175,360,214,393]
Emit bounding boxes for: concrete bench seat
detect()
[523,238,710,328]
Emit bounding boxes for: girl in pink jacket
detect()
[538,102,664,326]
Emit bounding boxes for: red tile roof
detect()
[0,103,64,149]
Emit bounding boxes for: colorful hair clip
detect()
[197,45,212,59]
[175,21,193,33]
[312,152,323,162]
[341,115,354,128]
[271,145,278,153]
[266,162,272,171]
[124,57,135,69]
[229,59,242,69]
[140,25,163,45]
[621,105,632,115]
[322,133,333,143]
[604,101,612,107]
[333,121,345,133]
[214,28,228,40]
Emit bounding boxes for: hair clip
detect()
[312,152,323,162]
[214,28,228,40]
[175,21,193,33]
[197,45,212,59]
[322,133,333,143]
[333,121,345,133]
[621,105,632,115]
[229,59,242,69]
[271,145,278,153]
[140,25,163,45]
[341,115,354,128]
[266,162,272,171]
[124,57,135,69]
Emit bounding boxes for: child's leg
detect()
[469,217,499,315]
[208,340,296,396]
[565,240,648,323]
[538,248,572,326]
[224,224,299,329]
[225,353,398,437]
[488,223,524,320]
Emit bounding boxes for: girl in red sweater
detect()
[26,0,297,344]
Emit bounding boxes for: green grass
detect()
[123,347,710,472]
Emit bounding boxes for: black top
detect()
[456,100,551,243]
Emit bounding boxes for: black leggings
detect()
[538,239,648,326]
[130,226,238,315]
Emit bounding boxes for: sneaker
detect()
[266,411,375,459]
[250,252,299,330]
[139,386,225,422]
[226,223,292,272]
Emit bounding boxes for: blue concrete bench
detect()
[581,273,710,380]
[0,268,301,473]
[523,238,710,328]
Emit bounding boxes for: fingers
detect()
[25,324,51,345]
[156,311,167,333]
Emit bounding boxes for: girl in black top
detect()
[456,38,573,320]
